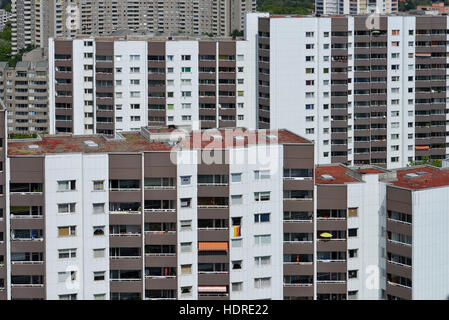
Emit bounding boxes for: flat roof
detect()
[389,166,449,190]
[181,129,311,149]
[315,165,361,185]
[8,129,310,156]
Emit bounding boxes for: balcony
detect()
[10,183,43,194]
[109,202,141,215]
[144,200,176,213]
[109,180,140,191]
[197,197,229,209]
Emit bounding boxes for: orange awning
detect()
[198,241,228,251]
[198,286,227,293]
[416,53,431,57]
[415,145,430,150]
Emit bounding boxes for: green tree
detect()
[257,0,314,15]
[230,29,244,37]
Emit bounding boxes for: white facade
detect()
[44,153,110,300]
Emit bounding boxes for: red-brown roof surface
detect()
[181,129,310,149]
[357,168,385,174]
[8,129,310,156]
[315,165,360,184]
[390,166,449,190]
[8,133,174,156]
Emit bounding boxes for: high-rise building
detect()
[11,0,257,54]
[251,13,449,168]
[0,122,447,300]
[0,48,49,135]
[315,0,399,15]
[48,35,256,135]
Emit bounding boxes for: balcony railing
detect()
[109,210,141,215]
[110,278,141,282]
[110,256,141,259]
[144,208,176,212]
[11,284,44,288]
[387,281,411,289]
[11,261,44,265]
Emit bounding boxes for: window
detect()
[348,270,358,279]
[254,234,271,245]
[254,170,270,180]
[130,55,140,61]
[130,67,140,73]
[130,79,140,85]
[58,180,76,191]
[94,294,106,300]
[181,286,192,296]
[254,277,271,289]
[348,208,358,217]
[94,271,106,281]
[254,213,270,223]
[93,248,105,258]
[181,264,192,275]
[58,270,76,282]
[232,282,243,292]
[93,226,105,236]
[231,195,243,205]
[180,220,192,231]
[254,192,270,201]
[59,294,77,300]
[58,248,76,259]
[180,242,192,253]
[348,249,358,258]
[181,55,191,61]
[255,256,271,266]
[58,203,76,214]
[180,176,191,185]
[181,67,191,73]
[348,228,358,237]
[232,260,242,270]
[180,198,191,208]
[58,226,76,237]
[93,203,105,214]
[231,239,242,248]
[231,173,242,183]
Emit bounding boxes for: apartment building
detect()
[0,9,12,31]
[315,0,398,15]
[48,35,256,135]
[0,49,49,134]
[1,127,315,300]
[250,13,449,168]
[11,0,256,54]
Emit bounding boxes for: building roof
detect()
[389,166,449,190]
[315,165,361,185]
[8,128,310,156]
[8,133,174,156]
[181,129,311,149]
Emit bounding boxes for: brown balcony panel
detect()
[283,263,314,275]
[145,277,177,290]
[386,282,412,300]
[198,208,229,219]
[109,235,142,247]
[11,263,45,275]
[198,254,228,264]
[11,286,45,299]
[197,185,229,197]
[11,241,45,252]
[10,219,45,229]
[283,200,313,212]
[386,261,412,279]
[386,241,412,258]
[283,285,313,297]
[283,242,314,254]
[283,222,313,233]
[198,229,229,241]
[283,179,313,190]
[317,219,347,230]
[144,189,176,200]
[110,280,143,293]
[109,214,142,225]
[316,282,347,294]
[198,273,229,286]
[110,258,143,270]
[317,240,347,251]
[10,193,44,206]
[317,261,347,273]
[145,233,177,245]
[145,255,177,267]
[144,211,177,223]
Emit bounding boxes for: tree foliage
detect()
[257,0,314,15]
[408,156,442,168]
